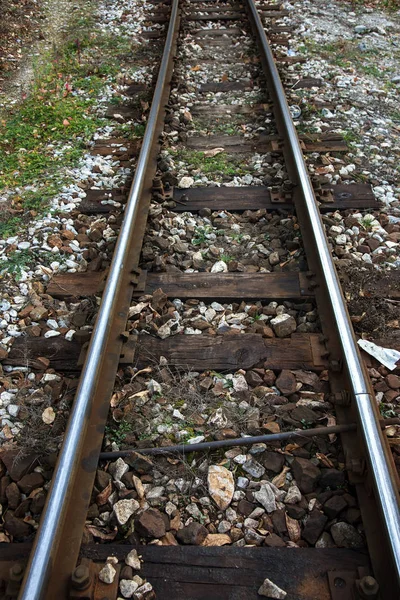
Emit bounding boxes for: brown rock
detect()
[126,452,154,474]
[4,512,33,539]
[135,509,166,539]
[245,370,264,387]
[263,370,276,386]
[386,374,400,390]
[6,482,21,510]
[1,451,39,482]
[18,472,45,494]
[275,370,297,395]
[30,305,48,321]
[290,406,318,424]
[47,235,63,248]
[323,495,347,519]
[302,509,328,545]
[291,457,321,494]
[238,499,255,516]
[176,522,208,545]
[264,532,286,548]
[261,451,285,474]
[366,238,380,251]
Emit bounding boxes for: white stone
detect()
[119,579,139,598]
[7,404,19,417]
[109,458,129,481]
[207,465,235,510]
[258,578,287,599]
[98,562,117,584]
[44,330,60,338]
[285,484,302,504]
[125,549,141,570]
[178,176,194,188]
[113,499,140,525]
[211,260,228,273]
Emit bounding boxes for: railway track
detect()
[0,0,400,598]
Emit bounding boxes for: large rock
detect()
[254,484,276,513]
[114,499,140,526]
[17,472,45,494]
[260,451,285,474]
[176,521,208,545]
[125,452,154,474]
[302,509,328,545]
[270,314,296,338]
[291,457,321,494]
[319,468,345,489]
[4,512,32,538]
[275,371,297,395]
[323,495,347,519]
[135,509,166,539]
[207,465,234,510]
[330,522,364,548]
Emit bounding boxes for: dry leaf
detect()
[285,513,301,542]
[96,481,112,506]
[271,465,290,488]
[2,424,13,440]
[128,302,148,317]
[221,73,228,82]
[86,526,118,541]
[42,407,55,424]
[285,443,299,453]
[191,65,201,71]
[0,533,10,543]
[110,391,125,408]
[63,119,70,126]
[326,414,337,442]
[130,366,152,381]
[183,110,192,122]
[201,534,231,547]
[316,453,335,468]
[203,147,225,158]
[132,475,145,501]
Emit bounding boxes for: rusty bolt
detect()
[329,359,342,372]
[71,565,91,591]
[356,575,379,598]
[331,390,351,406]
[9,563,24,582]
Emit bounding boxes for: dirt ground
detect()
[0,0,44,94]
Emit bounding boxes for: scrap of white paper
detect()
[358,339,400,371]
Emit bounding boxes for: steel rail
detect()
[246,0,400,586]
[18,1,181,598]
[99,418,400,459]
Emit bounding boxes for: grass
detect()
[171,149,249,177]
[0,0,143,233]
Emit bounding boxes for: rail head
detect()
[245,0,400,588]
[18,1,181,598]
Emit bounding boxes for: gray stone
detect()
[270,314,296,338]
[330,522,364,548]
[254,484,277,513]
[242,458,265,479]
